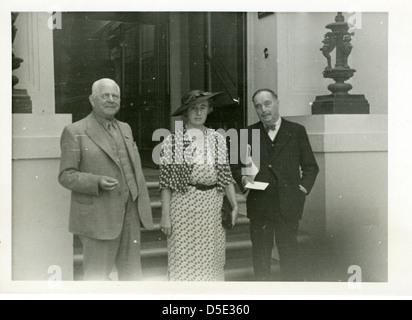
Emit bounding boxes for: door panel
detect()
[187,12,247,131]
[111,14,170,168]
[54,12,170,168]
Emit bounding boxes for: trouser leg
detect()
[274,218,300,281]
[79,195,143,281]
[79,235,120,281]
[115,197,143,281]
[250,218,275,281]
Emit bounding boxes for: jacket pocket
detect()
[280,184,305,213]
[73,192,94,205]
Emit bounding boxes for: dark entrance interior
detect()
[186,12,247,132]
[53,12,170,167]
[53,12,246,167]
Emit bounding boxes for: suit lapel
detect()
[246,122,268,172]
[118,122,145,193]
[85,114,121,169]
[257,122,269,169]
[271,119,292,160]
[117,122,137,167]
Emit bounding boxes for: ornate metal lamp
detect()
[312,12,369,114]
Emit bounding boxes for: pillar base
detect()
[12,89,32,114]
[285,115,388,282]
[13,114,74,281]
[312,94,370,115]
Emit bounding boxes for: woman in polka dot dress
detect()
[159,90,239,281]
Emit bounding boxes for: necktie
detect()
[107,122,117,137]
[264,123,277,132]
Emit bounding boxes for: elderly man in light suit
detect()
[59,78,153,281]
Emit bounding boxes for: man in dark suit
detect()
[59,78,153,281]
[232,89,319,281]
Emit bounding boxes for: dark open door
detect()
[187,12,247,131]
[54,12,170,168]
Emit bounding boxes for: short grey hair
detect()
[91,79,120,97]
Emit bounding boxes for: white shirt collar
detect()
[267,117,282,141]
[276,117,282,130]
[265,117,282,132]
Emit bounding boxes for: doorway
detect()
[54,12,170,167]
[54,12,247,167]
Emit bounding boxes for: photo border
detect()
[1,0,412,299]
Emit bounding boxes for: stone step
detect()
[148,194,248,223]
[141,233,253,260]
[141,244,254,273]
[74,232,253,265]
[225,258,282,282]
[74,233,312,266]
[146,178,248,221]
[73,215,251,255]
[146,180,244,195]
[148,193,247,209]
[74,256,281,282]
[142,214,250,236]
[73,174,311,281]
[148,208,248,224]
[131,257,281,282]
[146,181,161,198]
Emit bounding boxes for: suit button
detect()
[268,164,272,168]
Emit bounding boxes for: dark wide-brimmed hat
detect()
[171,90,222,117]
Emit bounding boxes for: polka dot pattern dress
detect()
[168,164,226,281]
[159,128,234,282]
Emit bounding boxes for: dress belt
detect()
[189,183,219,191]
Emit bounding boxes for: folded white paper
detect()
[245,181,269,191]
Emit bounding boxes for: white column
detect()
[13,12,57,114]
[12,12,73,280]
[246,12,278,125]
[286,115,388,281]
[276,13,332,116]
